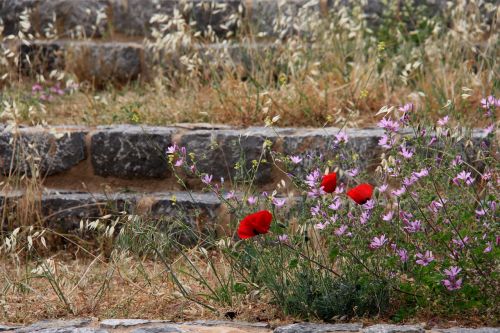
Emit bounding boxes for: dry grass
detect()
[0,253,494,327]
[1,1,498,128]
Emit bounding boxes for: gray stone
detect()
[149,191,221,240]
[282,127,383,177]
[183,0,242,37]
[274,323,362,333]
[66,42,144,85]
[109,0,177,36]
[185,319,269,328]
[0,325,20,332]
[362,324,424,333]
[15,319,91,333]
[38,0,109,38]
[91,126,173,179]
[40,191,135,231]
[437,328,500,333]
[36,328,108,333]
[0,0,38,36]
[245,0,325,39]
[3,190,221,233]
[180,127,276,184]
[0,127,86,176]
[131,324,183,333]
[100,319,152,329]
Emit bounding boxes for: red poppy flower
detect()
[320,172,337,193]
[237,210,273,239]
[347,183,373,205]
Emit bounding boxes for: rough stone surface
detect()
[1,190,220,233]
[0,127,86,176]
[362,324,424,333]
[185,320,270,328]
[282,127,384,176]
[184,0,241,37]
[100,319,152,329]
[14,319,92,333]
[0,0,38,36]
[437,329,500,333]
[40,191,135,231]
[66,42,144,84]
[130,325,183,333]
[91,126,173,179]
[34,328,108,333]
[246,0,325,38]
[38,0,109,38]
[180,127,276,184]
[274,323,363,333]
[109,0,176,36]
[0,325,20,332]
[7,320,500,333]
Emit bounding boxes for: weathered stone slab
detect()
[0,325,20,332]
[183,0,242,37]
[91,126,173,179]
[180,127,276,184]
[100,319,152,329]
[109,0,177,36]
[437,328,500,333]
[0,127,86,176]
[244,0,325,38]
[362,324,424,333]
[2,190,220,233]
[40,191,135,231]
[274,322,363,333]
[14,319,91,333]
[38,0,109,38]
[185,319,270,328]
[35,328,108,333]
[66,42,144,85]
[282,127,384,175]
[131,325,183,333]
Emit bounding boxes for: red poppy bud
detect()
[321,172,337,193]
[347,183,373,205]
[237,210,273,239]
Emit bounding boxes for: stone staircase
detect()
[0,0,464,84]
[0,124,490,232]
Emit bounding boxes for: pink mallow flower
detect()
[370,234,388,249]
[442,278,463,291]
[201,174,213,185]
[415,251,435,266]
[272,197,286,208]
[247,196,257,205]
[334,131,349,144]
[378,117,400,132]
[397,248,409,263]
[442,266,463,291]
[278,234,289,243]
[382,211,394,222]
[335,225,348,236]
[437,115,449,126]
[290,155,302,164]
[399,145,414,159]
[453,171,474,186]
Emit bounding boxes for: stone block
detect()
[180,127,276,184]
[91,125,173,179]
[0,127,86,176]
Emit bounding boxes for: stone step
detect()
[2,0,455,40]
[0,0,335,39]
[1,189,222,233]
[0,125,491,190]
[13,39,275,84]
[5,317,500,333]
